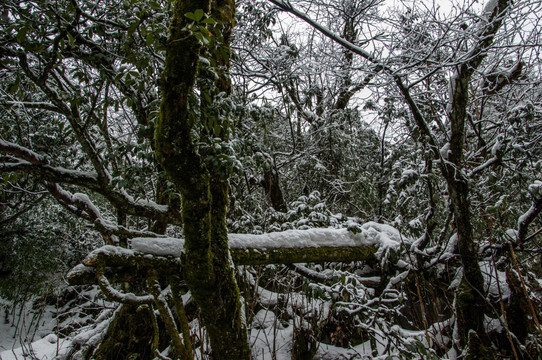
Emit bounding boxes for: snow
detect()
[52,166,98,181]
[119,189,168,213]
[0,140,49,165]
[252,309,280,330]
[440,142,451,160]
[442,233,459,261]
[480,261,511,299]
[131,237,184,256]
[0,300,70,360]
[386,270,410,289]
[0,335,72,360]
[360,222,402,265]
[66,263,94,279]
[314,333,412,359]
[505,228,518,241]
[231,228,348,250]
[98,274,154,304]
[517,202,537,231]
[84,222,402,267]
[400,169,418,183]
[135,198,169,213]
[484,315,504,333]
[230,224,400,254]
[448,268,463,290]
[482,0,500,19]
[71,308,114,347]
[72,192,101,218]
[490,136,504,157]
[250,319,294,360]
[528,180,542,197]
[84,244,135,264]
[246,271,331,319]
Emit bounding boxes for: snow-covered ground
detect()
[0,334,72,360]
[0,300,64,360]
[0,301,402,360]
[0,287,110,360]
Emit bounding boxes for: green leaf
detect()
[8,76,20,94]
[193,9,204,22]
[203,91,212,104]
[146,32,154,46]
[214,122,222,136]
[197,25,209,35]
[193,32,209,45]
[200,18,216,24]
[185,12,197,21]
[16,26,27,44]
[67,32,75,46]
[128,21,139,35]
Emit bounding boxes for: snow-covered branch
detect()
[516,182,542,247]
[267,0,443,161]
[268,0,374,61]
[45,182,163,241]
[0,139,49,165]
[96,270,154,305]
[0,142,181,225]
[467,156,500,178]
[228,227,384,265]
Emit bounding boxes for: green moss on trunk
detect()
[155,0,251,358]
[94,305,165,360]
[231,245,377,265]
[447,177,487,346]
[464,331,493,360]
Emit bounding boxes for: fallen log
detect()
[68,224,402,286]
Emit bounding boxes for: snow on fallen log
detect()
[68,223,404,285]
[228,224,400,265]
[127,224,401,265]
[131,222,401,262]
[67,244,183,285]
[131,237,184,256]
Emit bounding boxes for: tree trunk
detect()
[263,167,288,213]
[446,74,489,347]
[154,0,251,358]
[441,0,511,346]
[94,304,164,360]
[447,175,487,346]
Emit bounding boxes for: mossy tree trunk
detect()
[446,73,488,346]
[444,0,511,347]
[154,0,251,358]
[263,166,288,213]
[94,304,164,360]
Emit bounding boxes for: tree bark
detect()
[93,304,164,360]
[445,1,511,345]
[154,0,251,358]
[263,167,288,213]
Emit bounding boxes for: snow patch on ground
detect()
[480,261,511,299]
[0,334,72,360]
[0,300,69,360]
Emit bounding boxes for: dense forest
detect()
[1,0,541,358]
